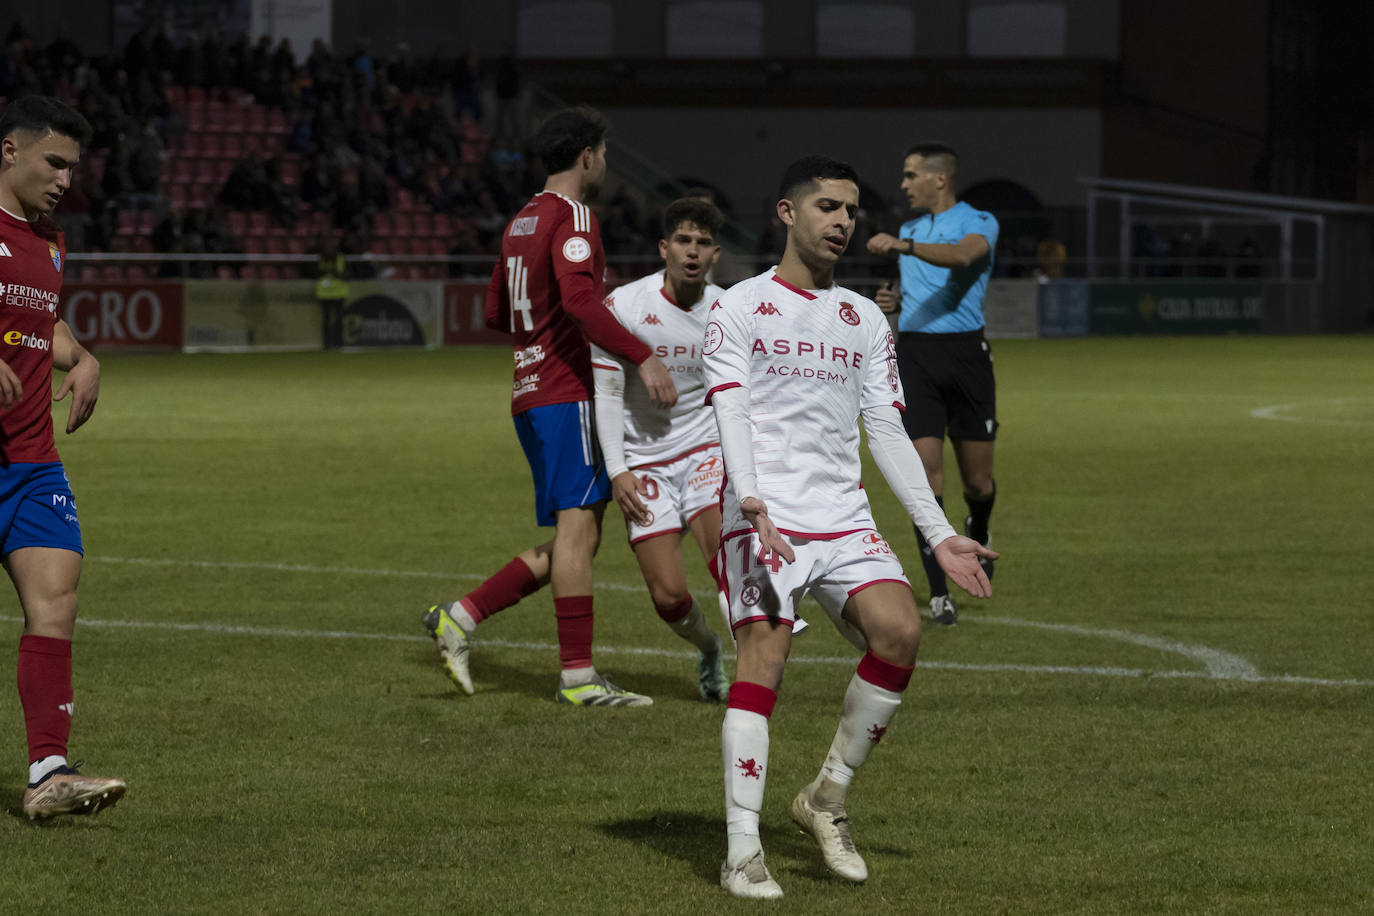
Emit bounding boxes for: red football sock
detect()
[17,635,73,763]
[553,596,594,670]
[462,556,541,623]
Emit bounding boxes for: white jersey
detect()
[591,270,723,468]
[703,269,904,539]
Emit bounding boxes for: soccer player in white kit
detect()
[705,156,997,899]
[591,197,732,701]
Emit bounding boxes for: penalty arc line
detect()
[77,555,1362,687]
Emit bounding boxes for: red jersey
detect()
[0,207,63,464]
[484,191,651,414]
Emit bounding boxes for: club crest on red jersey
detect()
[839,302,859,326]
[48,243,61,271]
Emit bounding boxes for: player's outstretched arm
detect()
[864,403,996,596]
[51,320,99,434]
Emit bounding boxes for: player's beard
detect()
[582,178,602,203]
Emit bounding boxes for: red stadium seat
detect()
[195,159,217,182]
[201,134,222,158]
[248,212,268,237]
[433,213,454,237]
[244,237,265,254]
[286,237,307,255]
[373,213,394,237]
[411,212,433,236]
[116,210,136,236]
[227,211,247,237]
[395,188,415,212]
[168,184,188,209]
[187,86,206,104]
[221,134,242,159]
[392,213,413,237]
[137,211,157,234]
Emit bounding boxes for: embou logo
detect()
[3,329,49,351]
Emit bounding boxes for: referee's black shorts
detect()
[896,329,998,442]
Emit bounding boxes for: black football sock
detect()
[965,482,996,545]
[914,496,948,597]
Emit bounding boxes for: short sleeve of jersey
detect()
[702,288,752,402]
[962,206,1000,252]
[862,311,905,412]
[551,203,600,281]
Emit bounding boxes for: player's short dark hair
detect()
[533,105,609,174]
[777,155,860,203]
[0,94,93,147]
[662,196,724,240]
[904,142,959,179]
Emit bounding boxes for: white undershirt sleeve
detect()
[863,403,956,547]
[711,385,761,503]
[592,351,630,479]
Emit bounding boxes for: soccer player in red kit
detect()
[422,107,677,706]
[1,95,124,819]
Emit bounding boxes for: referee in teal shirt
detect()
[868,142,999,626]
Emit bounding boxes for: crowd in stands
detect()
[0,18,563,280]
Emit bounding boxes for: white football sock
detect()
[667,598,720,654]
[559,665,596,687]
[451,601,478,632]
[723,706,770,865]
[814,672,903,809]
[29,754,67,785]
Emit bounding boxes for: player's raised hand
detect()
[740,496,795,564]
[0,360,22,411]
[875,282,898,313]
[637,355,678,409]
[934,535,998,598]
[54,354,100,433]
[611,471,651,526]
[866,232,904,256]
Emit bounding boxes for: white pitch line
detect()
[1250,398,1374,427]
[88,555,644,592]
[969,615,1260,680]
[2,614,1368,688]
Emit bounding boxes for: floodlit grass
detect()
[2,337,1372,914]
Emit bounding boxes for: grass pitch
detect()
[2,337,1372,914]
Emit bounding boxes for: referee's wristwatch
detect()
[903,239,916,255]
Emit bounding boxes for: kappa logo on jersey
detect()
[48,243,61,271]
[703,320,725,355]
[0,242,12,257]
[562,236,591,263]
[643,313,663,325]
[509,215,539,236]
[838,302,860,326]
[736,757,763,780]
[862,532,893,556]
[3,329,50,351]
[754,302,782,316]
[709,299,722,311]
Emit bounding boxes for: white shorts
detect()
[625,445,723,543]
[719,528,910,647]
